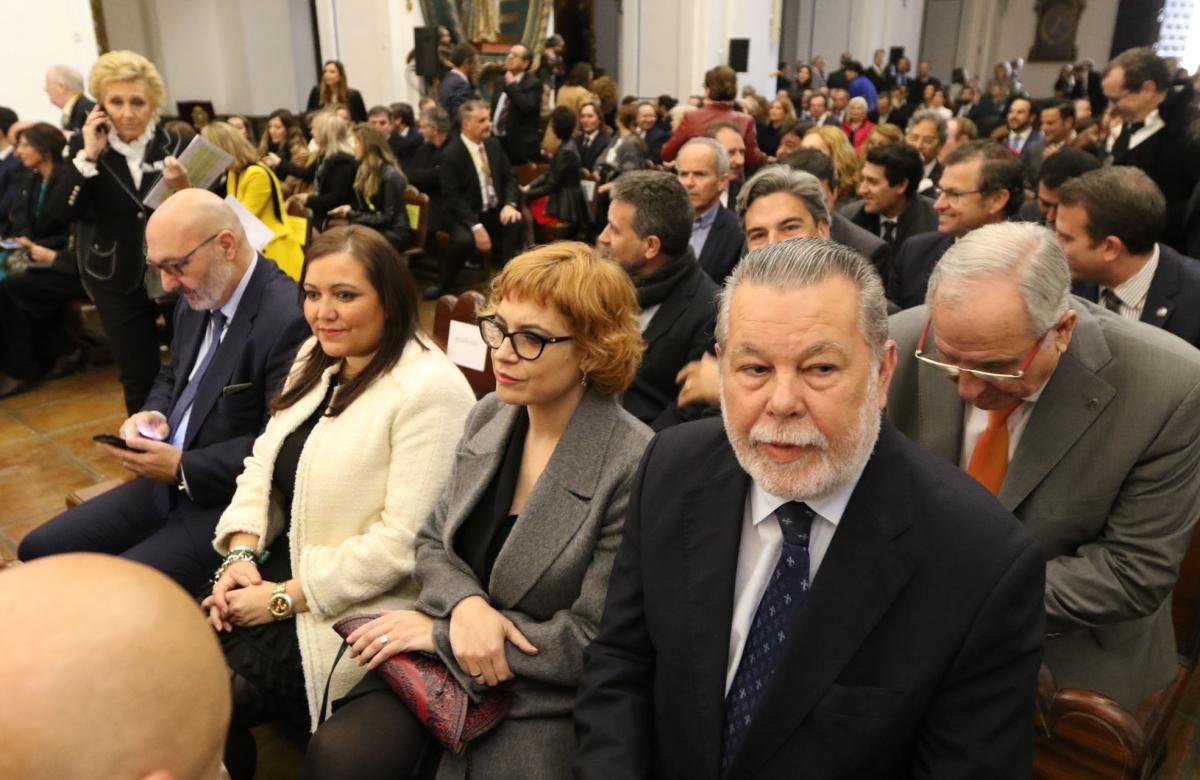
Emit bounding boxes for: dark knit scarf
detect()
[634,249,696,309]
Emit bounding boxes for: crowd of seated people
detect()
[6,36,1200,780]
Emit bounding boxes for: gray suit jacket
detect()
[414,390,652,779]
[886,299,1200,710]
[830,212,891,281]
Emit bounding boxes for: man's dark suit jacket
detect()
[388,126,423,171]
[696,205,744,284]
[407,139,447,230]
[438,134,519,231]
[576,420,1045,779]
[0,153,28,235]
[495,73,543,164]
[65,95,95,133]
[622,251,718,431]
[438,71,477,130]
[841,193,939,256]
[888,230,955,309]
[643,125,669,164]
[1073,243,1200,348]
[830,212,891,281]
[578,129,614,171]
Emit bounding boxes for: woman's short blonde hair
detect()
[482,242,644,396]
[201,121,258,171]
[88,50,166,115]
[316,115,355,156]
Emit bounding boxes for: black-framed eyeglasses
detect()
[478,315,573,361]
[935,188,987,205]
[146,232,220,277]
[914,319,1046,382]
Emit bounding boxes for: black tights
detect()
[224,667,308,780]
[302,676,433,780]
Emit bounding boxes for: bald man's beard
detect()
[180,256,235,312]
[721,368,883,501]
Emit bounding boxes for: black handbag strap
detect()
[318,639,352,725]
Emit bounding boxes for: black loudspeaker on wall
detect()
[889,46,906,68]
[414,26,439,77]
[729,39,750,73]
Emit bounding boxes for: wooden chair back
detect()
[432,291,495,399]
[403,185,430,258]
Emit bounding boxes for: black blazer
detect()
[439,71,477,130]
[1073,244,1200,348]
[643,125,670,164]
[696,205,745,285]
[621,252,718,431]
[347,165,412,253]
[142,256,308,510]
[438,135,519,230]
[7,163,81,276]
[66,95,95,133]
[408,139,448,231]
[524,139,589,225]
[829,212,891,281]
[0,154,27,235]
[62,125,192,294]
[495,73,543,165]
[306,86,367,123]
[307,152,357,227]
[388,126,423,171]
[888,230,955,310]
[575,420,1045,779]
[577,129,614,172]
[841,194,939,256]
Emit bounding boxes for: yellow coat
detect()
[227,164,306,280]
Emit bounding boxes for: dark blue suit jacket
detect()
[888,231,955,310]
[576,421,1044,778]
[1073,243,1200,349]
[696,205,745,285]
[439,71,477,131]
[0,153,28,235]
[141,256,308,509]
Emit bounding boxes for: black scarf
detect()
[634,249,696,309]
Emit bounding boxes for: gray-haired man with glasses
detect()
[887,221,1200,711]
[888,140,1026,309]
[20,189,308,594]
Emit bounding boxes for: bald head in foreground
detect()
[0,554,230,779]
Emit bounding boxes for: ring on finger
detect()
[377,634,389,646]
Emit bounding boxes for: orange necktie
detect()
[966,402,1021,496]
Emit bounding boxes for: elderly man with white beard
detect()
[575,237,1046,779]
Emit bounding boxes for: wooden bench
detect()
[431,291,495,400]
[1033,520,1200,778]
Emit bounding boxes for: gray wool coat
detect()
[413,389,652,779]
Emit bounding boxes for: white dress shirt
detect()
[73,122,157,189]
[959,379,1049,470]
[461,135,497,221]
[1101,244,1159,322]
[1119,108,1164,152]
[636,304,661,332]
[724,467,865,693]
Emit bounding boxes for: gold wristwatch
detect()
[268,581,294,620]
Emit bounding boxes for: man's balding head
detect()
[0,554,230,780]
[146,189,253,311]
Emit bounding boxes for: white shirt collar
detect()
[218,254,258,322]
[108,121,157,160]
[0,146,11,161]
[748,459,868,531]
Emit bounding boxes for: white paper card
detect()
[223,195,274,251]
[446,319,488,371]
[581,179,596,203]
[143,134,234,209]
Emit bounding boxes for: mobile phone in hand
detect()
[93,433,137,452]
[0,239,21,250]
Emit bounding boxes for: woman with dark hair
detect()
[557,62,596,114]
[226,115,255,143]
[0,122,89,396]
[259,109,312,198]
[303,241,651,780]
[522,106,590,238]
[759,95,796,157]
[328,124,412,253]
[61,49,193,413]
[203,225,475,780]
[306,61,368,123]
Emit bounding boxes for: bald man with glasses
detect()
[19,189,309,594]
[887,221,1200,711]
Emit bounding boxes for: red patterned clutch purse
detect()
[328,613,513,755]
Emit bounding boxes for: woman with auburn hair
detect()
[327,123,412,253]
[759,95,797,157]
[60,49,192,413]
[202,121,305,280]
[304,242,652,780]
[306,60,368,122]
[802,123,863,204]
[860,121,904,158]
[203,225,475,779]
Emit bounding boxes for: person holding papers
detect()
[203,121,305,280]
[60,50,194,412]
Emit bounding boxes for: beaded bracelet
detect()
[211,548,257,585]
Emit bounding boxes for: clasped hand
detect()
[201,560,271,631]
[447,595,538,687]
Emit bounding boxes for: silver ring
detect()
[377,634,388,646]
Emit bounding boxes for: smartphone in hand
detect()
[93,433,137,452]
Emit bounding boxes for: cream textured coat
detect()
[214,337,476,728]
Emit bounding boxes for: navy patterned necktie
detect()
[166,310,227,437]
[721,501,816,768]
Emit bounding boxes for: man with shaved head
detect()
[20,189,308,594]
[0,554,231,779]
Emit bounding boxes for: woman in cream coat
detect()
[202,226,475,780]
